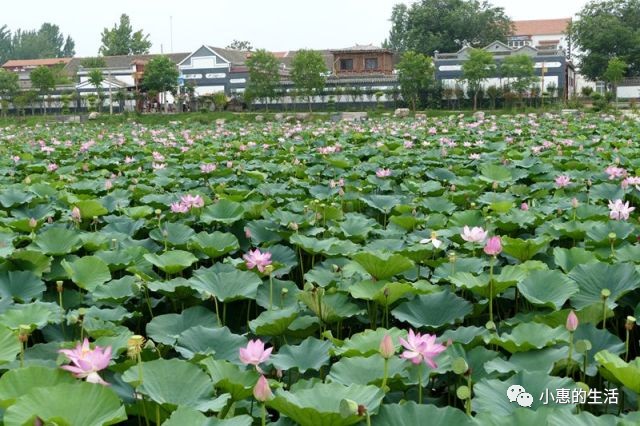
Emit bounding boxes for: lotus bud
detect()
[29,218,37,228]
[625,316,636,331]
[339,399,359,418]
[289,222,299,231]
[572,198,579,209]
[253,375,273,402]
[566,310,579,332]
[71,207,81,222]
[25,176,31,184]
[332,264,340,273]
[520,202,529,211]
[450,184,456,191]
[18,324,31,343]
[492,181,498,190]
[379,334,395,359]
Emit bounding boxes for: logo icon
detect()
[507,384,533,407]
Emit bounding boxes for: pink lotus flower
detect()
[555,175,571,188]
[566,310,579,332]
[180,194,204,209]
[379,334,395,359]
[200,163,217,173]
[253,375,273,402]
[483,236,502,256]
[71,207,81,222]
[243,248,272,273]
[399,329,446,369]
[170,202,189,213]
[609,199,635,221]
[47,163,58,172]
[520,202,529,211]
[460,226,487,243]
[605,166,627,180]
[376,168,392,178]
[58,338,112,385]
[239,339,273,367]
[104,179,113,191]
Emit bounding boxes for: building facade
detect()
[434,41,576,100]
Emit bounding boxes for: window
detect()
[339,59,353,71]
[365,57,379,70]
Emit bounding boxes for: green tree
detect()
[0,25,12,65]
[570,0,639,80]
[10,23,74,59]
[396,51,434,110]
[462,48,495,110]
[385,0,512,55]
[226,40,253,51]
[603,57,627,105]
[245,49,280,110]
[501,54,536,100]
[0,68,19,117]
[290,49,326,112]
[88,69,105,112]
[142,56,179,112]
[30,65,56,115]
[99,14,151,56]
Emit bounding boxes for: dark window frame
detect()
[365,57,379,70]
[339,58,354,71]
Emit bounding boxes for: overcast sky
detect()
[3,0,592,57]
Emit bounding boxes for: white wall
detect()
[618,86,640,99]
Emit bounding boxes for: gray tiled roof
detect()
[64,52,190,75]
[206,46,250,66]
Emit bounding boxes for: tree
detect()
[99,14,151,56]
[0,68,19,117]
[501,54,536,101]
[10,23,75,59]
[88,69,105,112]
[290,49,326,112]
[245,49,280,110]
[386,0,512,55]
[81,57,107,69]
[396,51,434,110]
[570,0,640,80]
[226,40,253,51]
[0,25,12,66]
[142,56,179,112]
[462,48,495,110]
[30,66,56,115]
[603,57,627,105]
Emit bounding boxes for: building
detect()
[1,58,72,89]
[508,18,572,58]
[434,41,576,100]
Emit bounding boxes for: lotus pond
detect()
[0,113,639,425]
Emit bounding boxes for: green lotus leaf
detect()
[587,221,635,243]
[0,366,75,408]
[472,371,578,415]
[298,292,364,324]
[164,406,253,426]
[0,270,45,302]
[348,280,416,306]
[484,347,569,375]
[267,382,385,426]
[488,323,569,353]
[144,250,198,274]
[352,252,414,281]
[328,354,407,386]
[74,199,108,218]
[249,306,298,336]
[33,227,83,255]
[501,236,551,262]
[149,222,195,246]
[0,326,21,365]
[517,269,578,310]
[0,302,63,330]
[0,188,34,208]
[373,402,474,426]
[122,358,225,411]
[553,247,598,273]
[190,265,261,302]
[391,291,472,328]
[3,382,127,426]
[574,324,625,376]
[146,306,218,345]
[8,250,52,276]
[271,337,332,373]
[175,326,247,362]
[200,358,260,401]
[190,231,239,258]
[480,164,514,183]
[0,231,15,258]
[201,199,245,224]
[338,213,377,239]
[61,256,111,291]
[569,263,640,310]
[594,351,640,393]
[333,328,406,357]
[256,279,301,310]
[361,194,402,214]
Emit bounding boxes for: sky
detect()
[2,0,592,57]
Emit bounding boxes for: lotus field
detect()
[1,113,640,425]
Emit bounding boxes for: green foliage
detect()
[142,56,179,101]
[396,51,434,110]
[99,14,151,56]
[81,57,107,69]
[570,0,640,80]
[226,40,253,51]
[386,0,513,55]
[4,23,75,60]
[290,49,327,112]
[245,49,281,109]
[0,69,19,116]
[501,54,536,95]
[603,57,628,104]
[462,48,495,110]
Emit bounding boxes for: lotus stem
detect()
[418,363,423,404]
[381,358,389,391]
[466,373,472,416]
[566,331,574,377]
[261,403,266,426]
[625,328,630,362]
[213,296,222,326]
[489,256,495,325]
[269,275,274,311]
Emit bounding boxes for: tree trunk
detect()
[473,92,477,111]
